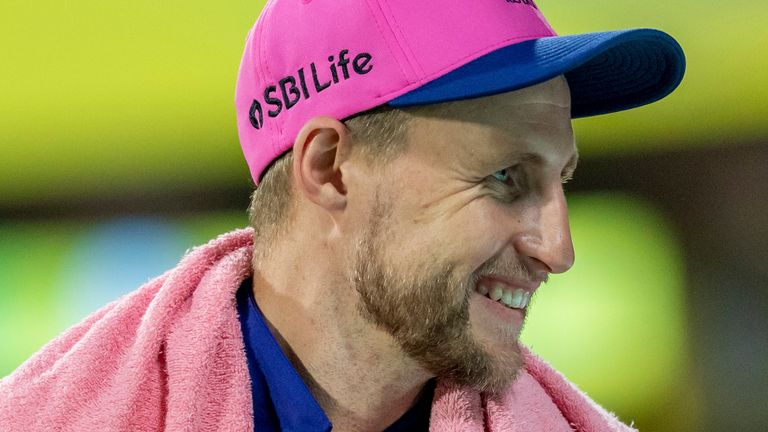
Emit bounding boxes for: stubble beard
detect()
[350,196,524,394]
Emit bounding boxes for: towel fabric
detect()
[0,228,636,432]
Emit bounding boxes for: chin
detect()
[481,339,524,392]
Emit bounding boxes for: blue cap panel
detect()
[389,29,686,118]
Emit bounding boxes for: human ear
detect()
[291,116,350,213]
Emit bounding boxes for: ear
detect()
[292,116,352,214]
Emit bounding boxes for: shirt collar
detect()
[237,279,332,432]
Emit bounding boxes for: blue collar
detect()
[236,278,434,432]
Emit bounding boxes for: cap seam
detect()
[374,0,425,79]
[363,0,417,94]
[378,32,555,101]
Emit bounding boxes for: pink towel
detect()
[0,228,635,432]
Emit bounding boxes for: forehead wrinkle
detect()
[406,78,571,128]
[433,102,571,129]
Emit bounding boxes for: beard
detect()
[350,194,525,394]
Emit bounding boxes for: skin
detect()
[252,75,578,432]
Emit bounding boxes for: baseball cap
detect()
[235,0,686,185]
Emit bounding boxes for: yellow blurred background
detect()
[1,1,766,431]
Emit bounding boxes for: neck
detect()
[252,251,433,432]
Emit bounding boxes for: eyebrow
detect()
[505,147,579,178]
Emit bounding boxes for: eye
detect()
[491,167,515,186]
[488,166,522,201]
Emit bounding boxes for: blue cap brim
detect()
[388,29,686,118]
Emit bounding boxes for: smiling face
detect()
[349,76,578,393]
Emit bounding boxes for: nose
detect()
[513,187,575,275]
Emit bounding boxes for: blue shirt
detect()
[236,278,434,431]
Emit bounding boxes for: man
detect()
[0,1,685,431]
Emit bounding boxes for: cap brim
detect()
[388,28,686,118]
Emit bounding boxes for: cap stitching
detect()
[374,0,425,79]
[362,0,414,95]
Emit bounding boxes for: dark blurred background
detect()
[1,1,766,431]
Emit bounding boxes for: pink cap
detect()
[235,0,685,184]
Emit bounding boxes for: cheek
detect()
[387,198,513,274]
[450,207,511,266]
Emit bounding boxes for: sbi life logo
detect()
[249,49,373,130]
[505,0,538,9]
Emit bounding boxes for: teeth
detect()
[477,283,489,296]
[476,281,530,310]
[500,289,512,307]
[510,289,524,308]
[521,291,530,308]
[489,284,503,301]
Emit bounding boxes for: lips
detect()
[475,276,537,310]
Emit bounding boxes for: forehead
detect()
[404,76,575,169]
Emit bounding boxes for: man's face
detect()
[349,76,577,393]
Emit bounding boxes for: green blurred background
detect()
[1,1,766,431]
